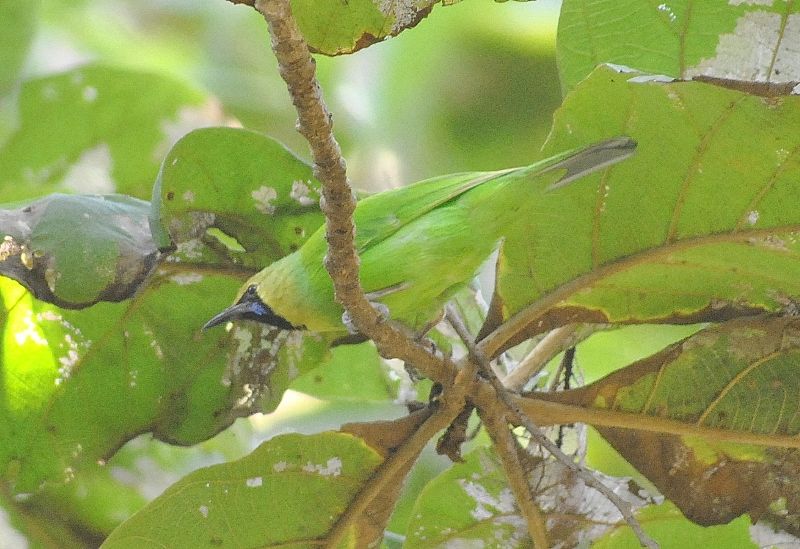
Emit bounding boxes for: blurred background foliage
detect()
[31,0,562,188]
[1,0,713,545]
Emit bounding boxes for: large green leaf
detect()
[0,194,158,308]
[151,125,333,414]
[0,65,214,201]
[557,0,800,93]
[0,262,331,492]
[1,274,233,491]
[151,126,324,267]
[0,122,336,492]
[101,432,383,548]
[531,317,800,527]
[489,65,800,350]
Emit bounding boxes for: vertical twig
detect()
[446,306,549,548]
[255,0,453,384]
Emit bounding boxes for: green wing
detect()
[353,170,507,252]
[352,136,636,252]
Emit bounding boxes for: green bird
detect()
[204,137,636,334]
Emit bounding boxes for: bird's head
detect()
[203,283,298,331]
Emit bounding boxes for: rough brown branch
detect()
[478,405,549,548]
[255,0,453,384]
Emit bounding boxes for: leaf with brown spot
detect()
[526,317,800,527]
[290,0,445,56]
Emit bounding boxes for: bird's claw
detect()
[341,301,390,335]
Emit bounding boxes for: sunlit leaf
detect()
[557,0,800,93]
[594,502,756,549]
[290,0,460,56]
[492,65,800,348]
[1,274,239,491]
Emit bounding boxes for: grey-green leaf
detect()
[0,193,159,308]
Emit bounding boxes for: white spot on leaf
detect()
[82,86,98,102]
[459,480,516,521]
[273,461,288,473]
[252,186,278,214]
[15,313,48,346]
[290,180,318,206]
[198,505,209,518]
[302,457,342,477]
[170,272,203,285]
[246,476,263,488]
[686,12,800,82]
[657,3,677,22]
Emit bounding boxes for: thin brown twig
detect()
[447,305,659,549]
[478,406,549,548]
[255,0,453,385]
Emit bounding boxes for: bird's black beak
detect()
[203,285,298,331]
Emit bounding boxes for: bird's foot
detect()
[341,301,390,335]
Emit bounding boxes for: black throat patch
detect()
[237,285,300,330]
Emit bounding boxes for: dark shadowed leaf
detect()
[531,317,800,527]
[0,194,158,308]
[405,446,653,547]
